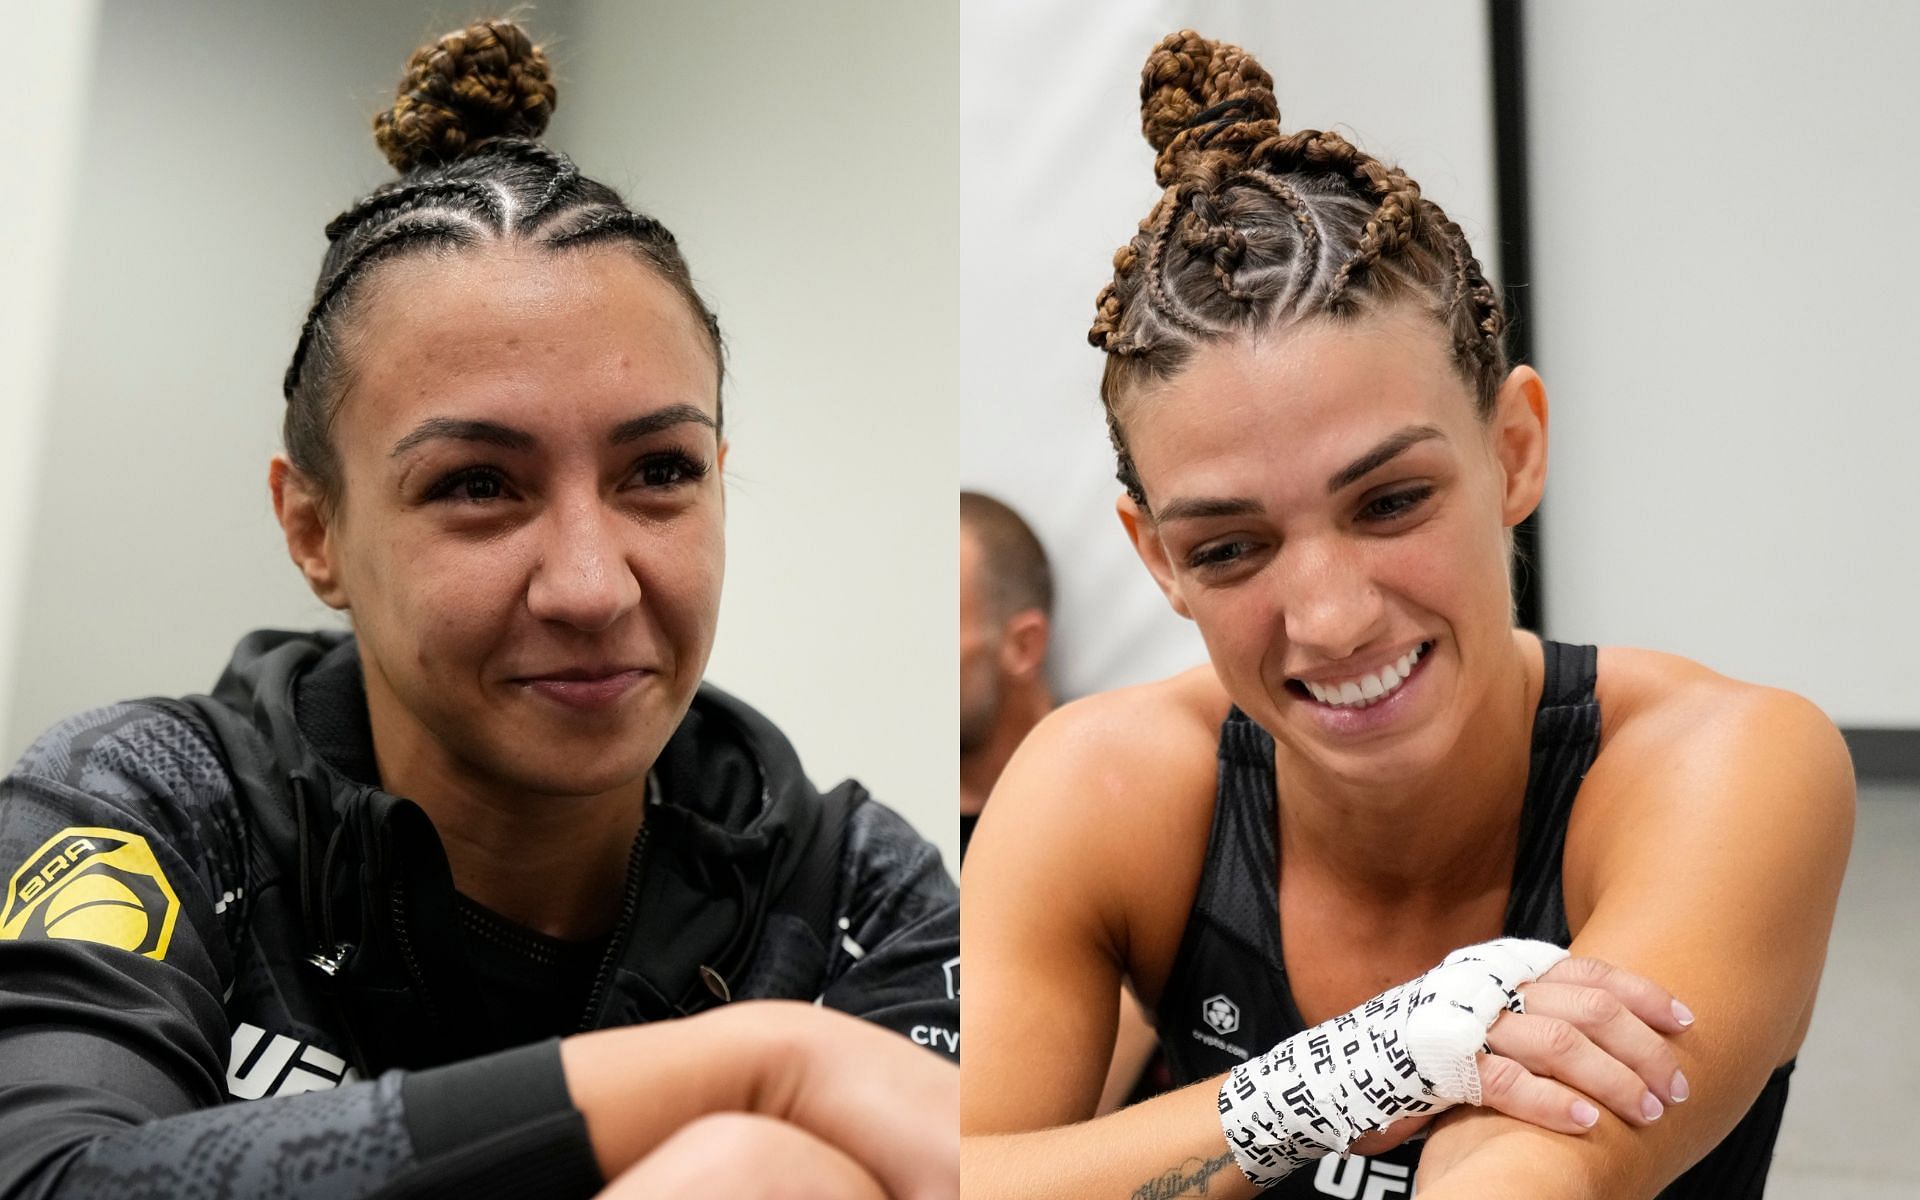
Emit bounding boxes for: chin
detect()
[489,750,655,800]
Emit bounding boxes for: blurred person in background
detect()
[960,489,1167,1115]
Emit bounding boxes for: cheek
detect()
[643,512,725,633]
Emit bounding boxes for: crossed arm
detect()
[1410,688,1853,1197]
[960,685,1853,1199]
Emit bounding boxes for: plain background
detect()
[0,0,960,868]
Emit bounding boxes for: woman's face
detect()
[278,245,725,799]
[1120,307,1546,786]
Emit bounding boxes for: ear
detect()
[1116,494,1192,620]
[270,455,349,609]
[998,609,1051,680]
[1491,366,1549,526]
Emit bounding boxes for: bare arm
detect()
[959,693,1687,1200]
[1097,990,1163,1117]
[1412,688,1854,1198]
[565,1000,958,1200]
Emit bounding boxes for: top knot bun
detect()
[373,19,557,175]
[1139,30,1279,187]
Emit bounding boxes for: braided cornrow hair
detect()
[1090,31,1507,508]
[284,18,724,509]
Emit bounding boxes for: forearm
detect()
[963,1077,1257,1200]
[560,1004,782,1181]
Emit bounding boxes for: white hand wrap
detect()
[1217,938,1570,1187]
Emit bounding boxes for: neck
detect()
[1274,630,1543,902]
[364,698,646,943]
[960,680,1053,816]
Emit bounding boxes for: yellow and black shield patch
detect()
[0,827,181,959]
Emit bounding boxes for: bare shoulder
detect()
[966,667,1232,971]
[1567,645,1856,919]
[1010,665,1229,803]
[1592,645,1852,790]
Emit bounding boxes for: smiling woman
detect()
[961,29,1852,1200]
[0,17,956,1200]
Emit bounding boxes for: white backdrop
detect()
[1528,2,1920,729]
[1,0,960,867]
[960,0,1497,702]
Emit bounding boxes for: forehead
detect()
[1125,310,1477,497]
[342,245,719,437]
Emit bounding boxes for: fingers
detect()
[1518,981,1688,1106]
[1534,955,1695,1035]
[1473,1051,1605,1136]
[1485,1011,1667,1127]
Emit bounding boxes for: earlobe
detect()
[1493,367,1550,526]
[269,456,349,610]
[1116,495,1192,620]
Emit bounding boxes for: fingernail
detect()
[1671,999,1695,1027]
[1670,1070,1690,1103]
[1571,1100,1600,1128]
[1641,1092,1665,1122]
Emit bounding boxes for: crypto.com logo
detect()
[1201,993,1239,1035]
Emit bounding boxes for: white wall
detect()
[959,0,1496,701]
[0,0,100,762]
[1529,2,1920,728]
[3,0,959,867]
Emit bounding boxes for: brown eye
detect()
[424,466,511,503]
[1360,485,1434,522]
[631,452,709,490]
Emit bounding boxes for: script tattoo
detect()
[1128,1153,1237,1199]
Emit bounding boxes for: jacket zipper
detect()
[390,876,444,1025]
[577,824,651,1032]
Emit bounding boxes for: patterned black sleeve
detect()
[0,706,599,1200]
[816,798,961,1062]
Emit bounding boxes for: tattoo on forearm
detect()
[1129,1153,1237,1199]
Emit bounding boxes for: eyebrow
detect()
[1154,495,1266,525]
[1153,424,1449,523]
[390,404,717,458]
[1324,424,1447,494]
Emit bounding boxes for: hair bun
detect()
[373,19,557,175]
[1139,30,1278,186]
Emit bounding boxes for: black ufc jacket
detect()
[0,630,959,1198]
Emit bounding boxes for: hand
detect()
[561,1000,957,1199]
[751,1001,960,1200]
[1348,955,1690,1156]
[1476,955,1692,1134]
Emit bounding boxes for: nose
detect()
[1280,538,1388,663]
[525,495,642,633]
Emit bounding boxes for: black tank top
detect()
[1153,641,1792,1197]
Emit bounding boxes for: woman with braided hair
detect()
[0,19,955,1200]
[961,30,1851,1199]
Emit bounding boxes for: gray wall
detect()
[1528,2,1920,729]
[2,0,960,867]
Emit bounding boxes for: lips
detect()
[514,666,654,711]
[1286,641,1434,709]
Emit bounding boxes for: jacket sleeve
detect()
[816,798,961,1062]
[0,705,602,1200]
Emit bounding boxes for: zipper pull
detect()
[308,943,355,977]
[698,964,732,1003]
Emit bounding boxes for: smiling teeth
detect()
[1302,643,1428,709]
